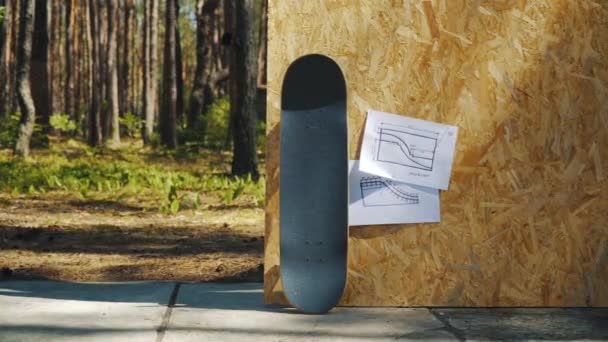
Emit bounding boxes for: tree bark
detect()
[230,0,259,179]
[223,0,234,149]
[0,0,4,56]
[98,2,109,141]
[81,0,89,136]
[0,0,10,116]
[150,0,159,134]
[49,0,60,114]
[119,0,131,119]
[188,0,220,136]
[86,0,101,146]
[174,0,184,125]
[143,0,159,144]
[74,1,82,126]
[14,0,36,157]
[141,0,149,141]
[128,0,137,115]
[106,0,120,145]
[31,0,49,139]
[64,0,75,120]
[8,0,19,114]
[257,0,267,89]
[160,0,178,149]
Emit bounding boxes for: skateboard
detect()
[280,54,348,314]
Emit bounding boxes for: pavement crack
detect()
[155,282,181,342]
[430,309,467,341]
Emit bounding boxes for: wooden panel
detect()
[265,0,608,307]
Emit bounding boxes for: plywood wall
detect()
[265,0,608,307]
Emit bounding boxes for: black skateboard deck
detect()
[280,54,348,314]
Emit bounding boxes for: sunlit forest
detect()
[0,0,267,282]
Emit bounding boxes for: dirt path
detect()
[0,193,264,282]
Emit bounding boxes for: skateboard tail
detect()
[279,54,349,314]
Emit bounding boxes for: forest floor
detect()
[0,137,265,282]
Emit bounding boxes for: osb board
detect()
[264,0,608,307]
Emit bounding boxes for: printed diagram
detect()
[349,160,440,225]
[374,123,439,171]
[360,176,419,207]
[360,110,458,190]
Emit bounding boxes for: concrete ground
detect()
[0,282,606,342]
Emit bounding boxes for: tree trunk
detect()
[218,1,229,98]
[64,0,75,120]
[73,1,82,126]
[223,0,234,150]
[150,0,159,134]
[188,0,219,136]
[143,0,159,144]
[174,0,183,126]
[160,0,178,149]
[187,0,207,131]
[81,0,89,137]
[128,0,137,115]
[120,0,131,119]
[8,0,19,114]
[230,0,259,179]
[49,0,60,114]
[86,0,101,146]
[31,0,49,140]
[14,0,36,157]
[98,2,109,142]
[106,0,120,145]
[0,0,10,116]
[257,0,268,89]
[141,0,149,142]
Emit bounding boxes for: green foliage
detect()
[0,6,5,24]
[161,184,181,214]
[204,97,231,148]
[149,133,162,149]
[50,114,77,135]
[257,120,266,152]
[219,175,265,207]
[0,114,19,148]
[0,149,265,214]
[120,112,142,138]
[180,95,267,153]
[178,128,204,150]
[178,97,230,150]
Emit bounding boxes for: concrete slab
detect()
[431,308,608,341]
[0,281,174,342]
[2,281,606,341]
[165,283,456,341]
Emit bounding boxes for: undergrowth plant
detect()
[0,114,19,148]
[0,143,265,213]
[120,112,143,138]
[50,114,77,135]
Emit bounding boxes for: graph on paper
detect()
[360,110,458,190]
[349,161,439,226]
[374,123,439,172]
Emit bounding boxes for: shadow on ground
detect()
[0,224,263,256]
[431,308,608,341]
[1,281,607,341]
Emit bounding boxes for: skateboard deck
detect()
[280,54,348,314]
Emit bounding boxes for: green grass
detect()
[0,139,265,213]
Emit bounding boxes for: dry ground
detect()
[0,194,264,282]
[0,141,265,282]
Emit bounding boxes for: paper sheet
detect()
[349,161,440,226]
[360,110,459,190]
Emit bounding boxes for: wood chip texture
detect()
[265,0,608,307]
